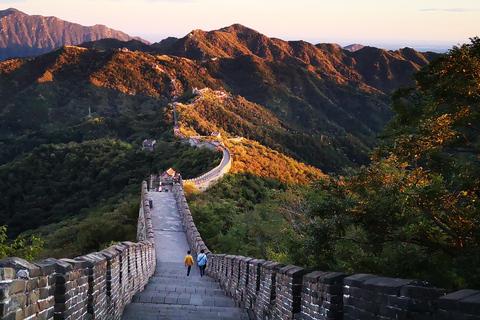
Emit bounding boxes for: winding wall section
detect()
[171,85,232,192]
[1,178,479,319]
[184,141,232,191]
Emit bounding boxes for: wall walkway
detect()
[121,190,248,319]
[1,176,479,320]
[183,141,232,191]
[0,182,248,320]
[172,88,233,192]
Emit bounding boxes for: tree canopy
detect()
[190,38,480,290]
[374,37,480,256]
[306,37,480,290]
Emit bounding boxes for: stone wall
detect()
[0,181,155,320]
[183,141,232,191]
[3,177,477,320]
[172,182,210,258]
[172,180,480,320]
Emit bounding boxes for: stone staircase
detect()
[122,262,248,319]
[121,191,249,320]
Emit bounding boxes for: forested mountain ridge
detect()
[0,22,439,172]
[152,24,438,168]
[152,23,436,95]
[0,43,327,254]
[0,8,149,61]
[188,37,480,291]
[0,22,441,262]
[2,15,478,293]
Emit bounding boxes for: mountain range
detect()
[147,24,437,168]
[0,8,149,61]
[342,44,364,52]
[2,9,478,293]
[0,12,439,173]
[0,9,443,247]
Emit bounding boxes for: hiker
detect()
[197,249,207,277]
[184,250,193,276]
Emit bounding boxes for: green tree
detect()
[0,226,43,261]
[374,37,480,256]
[305,38,480,290]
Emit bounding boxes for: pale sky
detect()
[1,0,479,51]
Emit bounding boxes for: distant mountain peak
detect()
[0,8,150,61]
[343,44,365,52]
[218,24,259,35]
[0,8,22,18]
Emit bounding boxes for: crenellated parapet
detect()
[1,178,478,320]
[273,265,310,319]
[0,181,155,320]
[172,179,480,320]
[202,254,480,320]
[172,182,210,257]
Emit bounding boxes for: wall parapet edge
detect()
[172,180,480,320]
[183,141,232,191]
[2,178,478,320]
[0,181,156,320]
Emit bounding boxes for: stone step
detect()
[120,191,249,320]
[148,276,220,288]
[152,270,217,279]
[132,292,237,307]
[142,285,227,296]
[154,263,211,275]
[122,303,249,320]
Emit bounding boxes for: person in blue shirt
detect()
[197,249,207,277]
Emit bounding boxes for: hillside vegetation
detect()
[0,24,447,271]
[154,24,437,170]
[0,137,222,257]
[189,38,480,290]
[0,31,436,172]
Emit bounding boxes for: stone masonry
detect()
[0,181,155,320]
[273,265,310,320]
[171,180,480,320]
[1,178,479,319]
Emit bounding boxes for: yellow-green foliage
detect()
[89,51,172,97]
[225,139,326,185]
[0,226,43,262]
[183,182,200,196]
[36,201,138,259]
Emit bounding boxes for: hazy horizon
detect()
[139,30,457,53]
[1,0,477,54]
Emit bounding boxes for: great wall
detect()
[0,182,156,320]
[183,139,232,191]
[0,85,479,319]
[1,160,480,319]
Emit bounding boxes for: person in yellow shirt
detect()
[184,251,194,276]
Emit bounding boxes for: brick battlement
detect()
[0,181,155,320]
[1,180,479,320]
[173,180,480,320]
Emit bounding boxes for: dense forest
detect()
[0,137,222,258]
[189,38,480,291]
[0,23,477,292]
